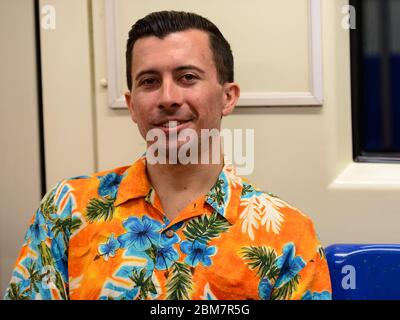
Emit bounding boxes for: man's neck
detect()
[146,157,224,220]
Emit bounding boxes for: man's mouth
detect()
[160,120,191,128]
[153,119,195,133]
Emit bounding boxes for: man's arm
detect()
[4,182,70,300]
[255,240,332,300]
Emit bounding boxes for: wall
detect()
[0,0,42,296]
[40,0,96,189]
[88,0,400,246]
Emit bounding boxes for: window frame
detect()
[350,0,400,163]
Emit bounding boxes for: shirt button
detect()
[165,229,175,238]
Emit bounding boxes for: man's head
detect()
[124,11,240,160]
[125,10,234,91]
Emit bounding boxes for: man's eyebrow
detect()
[134,69,158,82]
[175,65,206,74]
[134,65,205,81]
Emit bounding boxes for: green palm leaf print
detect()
[241,245,303,300]
[40,190,57,221]
[270,274,300,300]
[166,261,192,300]
[51,218,70,247]
[6,283,30,300]
[241,184,253,196]
[129,268,157,300]
[86,196,115,222]
[70,217,82,234]
[26,261,43,293]
[240,246,280,280]
[209,179,225,207]
[183,211,230,245]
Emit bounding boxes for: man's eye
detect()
[140,78,157,86]
[181,74,198,82]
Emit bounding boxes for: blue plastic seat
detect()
[325,244,400,300]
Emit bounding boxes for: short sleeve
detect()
[288,244,332,300]
[264,241,332,300]
[4,181,71,300]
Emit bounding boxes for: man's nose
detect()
[158,77,183,110]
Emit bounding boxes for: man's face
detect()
[125,29,239,155]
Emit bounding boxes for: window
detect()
[351,0,400,163]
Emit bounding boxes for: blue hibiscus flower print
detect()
[98,173,123,199]
[50,233,68,281]
[118,216,162,251]
[26,210,47,246]
[155,245,179,270]
[180,240,217,267]
[258,277,273,300]
[301,290,331,300]
[275,243,306,288]
[98,233,120,261]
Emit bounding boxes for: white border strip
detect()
[329,163,400,189]
[104,0,323,108]
[104,0,122,109]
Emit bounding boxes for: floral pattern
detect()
[4,156,331,300]
[98,172,123,199]
[98,234,120,261]
[239,184,285,240]
[118,216,162,251]
[301,290,332,300]
[180,241,217,267]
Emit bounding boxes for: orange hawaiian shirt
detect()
[4,156,331,300]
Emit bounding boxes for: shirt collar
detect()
[114,156,151,206]
[204,158,242,225]
[114,156,242,225]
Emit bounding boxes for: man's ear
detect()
[221,82,240,117]
[124,91,137,123]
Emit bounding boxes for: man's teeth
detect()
[161,121,187,128]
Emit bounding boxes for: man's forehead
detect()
[133,28,210,50]
[131,29,214,72]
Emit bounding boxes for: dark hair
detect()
[125,10,234,91]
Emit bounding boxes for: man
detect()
[4,11,331,300]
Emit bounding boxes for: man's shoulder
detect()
[236,178,322,260]
[239,178,310,216]
[65,164,131,182]
[49,164,132,196]
[237,178,318,239]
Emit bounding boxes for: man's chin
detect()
[146,143,199,165]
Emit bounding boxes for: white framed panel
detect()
[103,0,323,108]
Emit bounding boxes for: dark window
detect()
[351,0,400,163]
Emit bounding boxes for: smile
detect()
[160,120,191,128]
[154,120,193,134]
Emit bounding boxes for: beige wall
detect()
[2,0,400,298]
[90,0,400,246]
[40,0,96,189]
[115,0,310,93]
[0,0,42,297]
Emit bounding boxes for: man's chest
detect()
[67,210,257,300]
